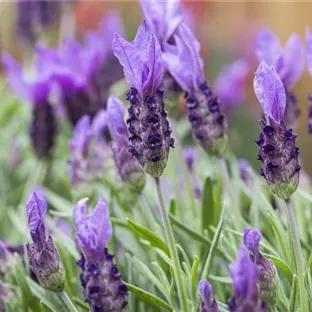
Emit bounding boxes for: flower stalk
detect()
[285,199,308,311]
[154,178,188,312]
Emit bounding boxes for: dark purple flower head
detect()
[140,0,183,47]
[107,96,146,192]
[26,192,65,292]
[113,22,173,177]
[243,228,278,306]
[162,23,227,156]
[74,197,127,311]
[254,62,300,200]
[73,198,112,263]
[229,245,260,312]
[199,281,220,312]
[214,59,249,108]
[255,29,304,127]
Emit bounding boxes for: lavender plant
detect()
[1,2,312,312]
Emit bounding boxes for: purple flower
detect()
[113,22,174,177]
[254,62,300,200]
[243,229,278,306]
[199,281,220,312]
[214,59,249,108]
[73,198,112,262]
[26,192,65,292]
[68,115,93,187]
[140,0,183,47]
[239,159,252,188]
[255,28,304,127]
[162,23,227,156]
[107,96,146,192]
[2,52,56,158]
[228,246,261,312]
[73,197,127,311]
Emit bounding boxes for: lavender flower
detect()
[26,192,65,292]
[228,246,265,312]
[254,62,301,200]
[199,281,220,312]
[244,229,278,306]
[107,96,146,193]
[239,159,252,188]
[73,198,127,312]
[305,28,312,134]
[162,23,227,156]
[255,28,304,127]
[214,59,249,108]
[2,52,56,158]
[113,21,174,178]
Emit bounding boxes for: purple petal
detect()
[214,59,249,107]
[253,61,286,124]
[199,280,213,309]
[2,53,30,103]
[69,115,93,157]
[73,197,112,261]
[140,0,183,45]
[255,28,283,67]
[163,23,204,92]
[184,147,196,171]
[113,21,163,98]
[229,245,258,305]
[73,198,88,231]
[306,27,312,77]
[278,34,304,88]
[26,192,47,246]
[107,96,127,141]
[243,228,261,258]
[92,109,107,141]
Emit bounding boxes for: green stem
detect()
[61,291,79,312]
[286,199,308,311]
[154,178,188,312]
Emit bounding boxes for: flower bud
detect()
[199,281,220,312]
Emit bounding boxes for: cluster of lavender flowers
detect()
[199,228,278,312]
[3,12,124,159]
[22,191,128,311]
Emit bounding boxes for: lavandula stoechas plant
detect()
[107,96,146,194]
[162,23,228,156]
[68,111,109,188]
[228,246,266,312]
[26,192,65,292]
[113,22,174,178]
[2,53,56,159]
[244,229,278,307]
[198,281,220,312]
[254,62,301,200]
[255,29,304,128]
[73,198,127,312]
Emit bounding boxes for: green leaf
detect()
[124,282,173,312]
[191,256,200,299]
[44,188,73,212]
[127,218,170,256]
[169,199,176,215]
[288,275,297,312]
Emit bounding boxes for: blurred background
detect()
[1,1,312,173]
